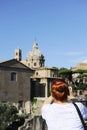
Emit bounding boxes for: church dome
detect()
[26,40,45,68]
[27,40,43,59]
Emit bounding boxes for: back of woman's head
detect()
[51,79,69,101]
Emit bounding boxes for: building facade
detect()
[0,59,34,113]
[71,61,87,71]
[26,40,45,69]
[20,40,58,99]
[0,40,58,113]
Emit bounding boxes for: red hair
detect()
[51,79,69,101]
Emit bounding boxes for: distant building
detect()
[0,59,33,113]
[31,67,58,98]
[14,48,22,61]
[0,40,58,113]
[26,40,45,69]
[71,63,87,70]
[71,62,87,97]
[20,40,58,98]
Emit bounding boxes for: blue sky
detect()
[0,0,87,68]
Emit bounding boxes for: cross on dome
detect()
[33,40,38,49]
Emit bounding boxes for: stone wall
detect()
[0,66,32,113]
[18,116,48,130]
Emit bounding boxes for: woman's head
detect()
[51,79,69,101]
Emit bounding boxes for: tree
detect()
[0,102,18,130]
[58,67,72,81]
[72,69,87,74]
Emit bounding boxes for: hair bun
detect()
[57,87,65,92]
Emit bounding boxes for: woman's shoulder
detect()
[75,102,86,107]
[73,102,87,114]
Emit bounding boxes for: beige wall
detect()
[33,68,58,78]
[0,67,32,113]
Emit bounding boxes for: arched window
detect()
[34,62,36,66]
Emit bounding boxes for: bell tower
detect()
[14,48,22,61]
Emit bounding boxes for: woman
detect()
[41,79,87,130]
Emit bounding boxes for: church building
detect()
[20,40,58,98]
[0,40,58,113]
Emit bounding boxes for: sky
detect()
[0,0,87,69]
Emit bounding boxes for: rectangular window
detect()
[34,63,36,66]
[18,100,23,109]
[11,72,17,81]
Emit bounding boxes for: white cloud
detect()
[82,60,87,63]
[69,57,87,64]
[66,51,83,56]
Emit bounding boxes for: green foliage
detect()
[31,98,37,105]
[74,73,87,90]
[0,102,18,130]
[58,68,87,91]
[58,67,72,80]
[73,69,87,74]
[77,83,87,90]
[78,74,87,78]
